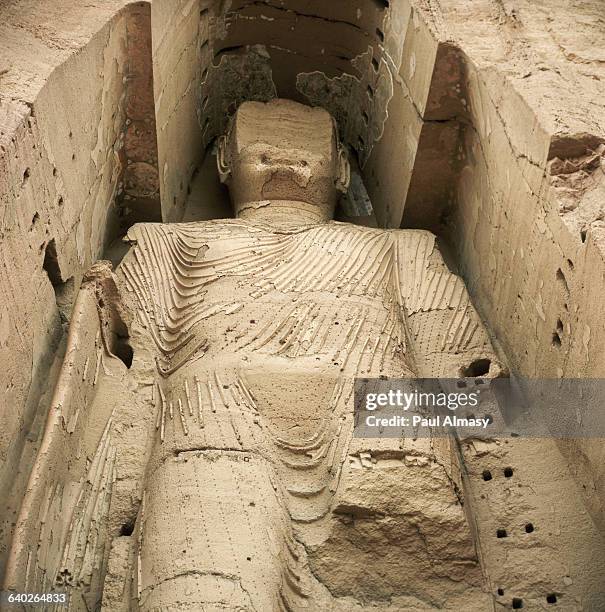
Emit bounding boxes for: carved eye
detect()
[299,159,308,167]
[260,154,269,164]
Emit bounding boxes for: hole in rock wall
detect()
[119,520,135,537]
[97,292,134,370]
[42,239,75,324]
[42,239,62,287]
[113,335,134,369]
[460,358,491,377]
[546,594,558,604]
[556,268,570,294]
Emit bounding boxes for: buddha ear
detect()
[216,135,231,184]
[335,144,351,194]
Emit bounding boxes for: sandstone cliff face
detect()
[0,0,604,608]
[0,0,163,575]
[0,1,131,574]
[424,0,605,531]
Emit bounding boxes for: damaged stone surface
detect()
[0,0,136,577]
[151,0,212,222]
[200,44,277,147]
[5,98,507,609]
[296,49,394,167]
[405,0,605,538]
[118,3,161,227]
[1,0,605,610]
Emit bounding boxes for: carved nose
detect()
[263,165,312,190]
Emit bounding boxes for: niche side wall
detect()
[393,2,605,531]
[0,3,158,576]
[451,60,605,530]
[151,0,209,222]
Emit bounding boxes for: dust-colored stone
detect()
[1,2,604,610]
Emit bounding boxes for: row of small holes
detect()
[488,467,559,606]
[495,524,534,537]
[509,595,558,607]
[482,467,513,481]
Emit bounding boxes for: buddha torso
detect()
[119,218,414,520]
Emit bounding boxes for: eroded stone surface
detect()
[1,1,605,610]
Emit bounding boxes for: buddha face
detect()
[217,99,350,221]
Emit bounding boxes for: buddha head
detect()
[217,99,350,223]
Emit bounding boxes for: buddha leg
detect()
[137,449,302,611]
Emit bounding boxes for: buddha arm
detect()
[3,262,140,606]
[394,230,501,379]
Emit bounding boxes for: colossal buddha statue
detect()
[5,99,504,611]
